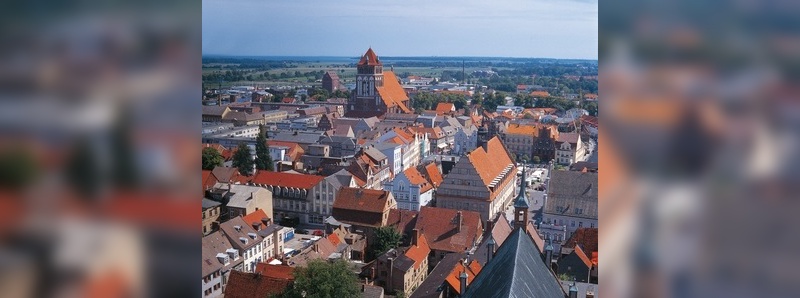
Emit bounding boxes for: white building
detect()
[384,163,442,211]
[453,125,478,155]
[219,217,263,273]
[555,133,587,165]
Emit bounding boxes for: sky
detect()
[202,0,597,59]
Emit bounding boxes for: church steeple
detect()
[514,165,529,229]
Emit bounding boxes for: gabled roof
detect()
[414,207,483,253]
[224,270,290,298]
[332,188,394,227]
[422,163,444,188]
[327,233,341,247]
[557,132,581,145]
[562,227,598,255]
[358,48,382,66]
[242,209,270,230]
[474,214,513,266]
[544,171,598,219]
[435,102,455,115]
[405,234,431,270]
[463,228,566,298]
[465,137,514,191]
[267,140,305,161]
[324,70,340,80]
[387,209,419,236]
[572,245,593,268]
[403,166,434,193]
[202,231,236,277]
[376,71,412,113]
[219,216,262,250]
[247,171,324,190]
[410,252,467,298]
[445,260,482,295]
[254,263,295,281]
[211,166,241,184]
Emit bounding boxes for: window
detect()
[571,220,575,227]
[578,222,583,228]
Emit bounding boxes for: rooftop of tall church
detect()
[358,47,382,66]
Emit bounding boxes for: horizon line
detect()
[201,54,598,61]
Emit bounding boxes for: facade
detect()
[368,232,430,296]
[331,188,397,235]
[557,245,593,283]
[246,171,342,227]
[222,184,273,220]
[347,146,392,189]
[219,217,264,273]
[453,125,478,156]
[555,133,587,165]
[346,48,412,117]
[202,231,242,297]
[542,170,598,249]
[500,123,559,162]
[203,198,222,236]
[322,70,341,93]
[436,137,517,222]
[385,162,442,211]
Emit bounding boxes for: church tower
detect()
[355,48,383,100]
[514,165,530,229]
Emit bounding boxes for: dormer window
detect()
[234,225,242,232]
[239,237,249,245]
[248,232,257,239]
[216,253,230,265]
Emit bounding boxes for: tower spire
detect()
[514,164,529,229]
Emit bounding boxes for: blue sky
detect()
[202,0,597,59]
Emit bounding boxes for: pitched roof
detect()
[445,260,482,295]
[247,171,324,189]
[405,234,431,270]
[573,244,593,268]
[529,90,550,97]
[410,252,468,298]
[332,188,394,227]
[201,231,236,277]
[376,71,412,113]
[562,227,598,255]
[387,209,419,236]
[435,102,455,115]
[414,207,483,253]
[403,166,434,193]
[211,166,241,183]
[242,209,271,230]
[254,263,295,281]
[526,222,545,254]
[544,171,598,219]
[202,170,216,192]
[463,228,566,298]
[327,233,342,247]
[557,132,581,144]
[474,214,513,265]
[219,216,262,250]
[358,48,382,66]
[465,137,514,191]
[267,140,305,161]
[224,270,290,298]
[422,163,443,188]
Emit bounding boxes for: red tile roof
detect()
[414,207,483,253]
[387,209,419,236]
[267,140,305,161]
[202,170,216,192]
[526,222,545,254]
[358,48,382,66]
[246,171,324,189]
[254,263,295,281]
[405,234,430,270]
[224,270,290,298]
[422,163,443,188]
[327,233,342,247]
[435,102,455,115]
[445,260,482,294]
[403,166,434,193]
[242,209,270,230]
[332,188,395,227]
[466,137,514,201]
[529,90,550,97]
[376,71,411,113]
[563,227,598,255]
[573,245,593,268]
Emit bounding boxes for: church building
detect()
[345,48,412,118]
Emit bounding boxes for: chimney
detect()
[569,282,578,298]
[456,211,463,233]
[458,268,468,295]
[411,229,419,247]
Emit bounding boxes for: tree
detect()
[254,125,274,172]
[532,155,541,164]
[232,143,254,176]
[202,147,224,170]
[280,259,360,298]
[369,226,402,260]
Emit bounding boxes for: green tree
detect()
[232,143,254,176]
[254,125,274,172]
[280,260,360,298]
[202,147,224,170]
[369,226,402,260]
[0,147,39,191]
[532,155,541,164]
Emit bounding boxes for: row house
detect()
[453,125,478,156]
[364,231,430,297]
[542,170,598,253]
[555,132,587,165]
[245,171,344,227]
[385,162,443,211]
[500,123,559,162]
[205,183,273,222]
[219,217,264,273]
[436,137,517,222]
[347,146,391,189]
[377,127,428,173]
[242,210,287,263]
[202,231,242,297]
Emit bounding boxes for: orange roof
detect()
[242,209,270,230]
[254,263,295,281]
[358,48,382,66]
[574,245,593,268]
[422,163,443,188]
[404,167,434,193]
[405,234,430,270]
[414,207,483,253]
[376,71,411,113]
[435,102,455,115]
[267,140,305,161]
[202,170,215,192]
[327,233,342,247]
[445,260,482,294]
[592,252,598,266]
[529,90,550,97]
[584,93,598,99]
[467,137,514,190]
[247,171,324,189]
[505,123,537,135]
